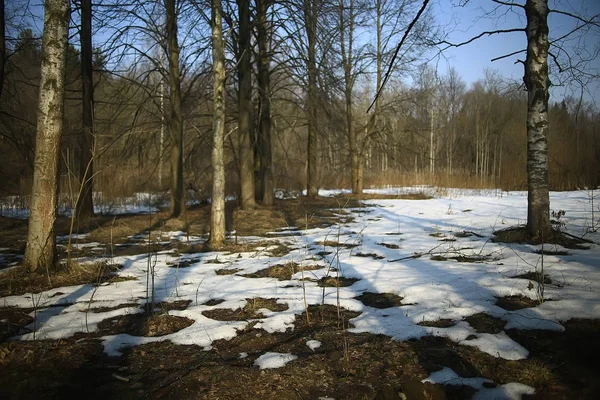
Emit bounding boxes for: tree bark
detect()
[524,0,551,237]
[0,0,5,99]
[304,0,319,197]
[257,0,273,205]
[237,0,256,209]
[76,0,95,219]
[210,0,226,247]
[23,0,70,272]
[165,0,185,218]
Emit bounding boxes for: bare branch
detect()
[435,28,525,49]
[548,9,600,27]
[491,48,525,62]
[491,0,524,8]
[368,0,431,113]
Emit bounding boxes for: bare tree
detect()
[0,0,5,99]
[256,0,274,205]
[165,0,185,217]
[76,0,95,219]
[524,0,551,236]
[303,0,319,197]
[23,0,70,272]
[210,0,226,247]
[237,0,256,209]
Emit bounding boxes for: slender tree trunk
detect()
[237,0,255,209]
[76,0,95,219]
[165,0,185,217]
[0,0,5,99]
[23,0,70,272]
[304,0,319,197]
[525,0,551,236]
[257,0,274,205]
[210,0,226,247]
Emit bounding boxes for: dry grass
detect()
[354,292,405,309]
[241,262,323,281]
[202,298,289,321]
[0,262,125,297]
[97,313,194,337]
[493,226,588,249]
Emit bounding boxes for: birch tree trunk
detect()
[76,0,95,219]
[304,0,319,197]
[237,0,255,209]
[23,0,70,272]
[525,0,551,237]
[210,0,226,247]
[257,0,274,205]
[165,0,185,217]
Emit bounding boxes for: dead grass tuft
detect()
[317,276,360,287]
[355,292,405,309]
[493,226,588,249]
[97,313,193,337]
[464,313,506,334]
[242,262,322,281]
[496,295,540,311]
[0,262,126,297]
[202,298,288,321]
[417,319,456,328]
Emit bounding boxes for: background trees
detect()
[1,0,598,269]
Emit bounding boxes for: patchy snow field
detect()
[2,189,599,399]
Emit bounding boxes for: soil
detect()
[493,226,589,249]
[496,295,541,311]
[97,313,194,337]
[202,298,289,321]
[317,276,360,287]
[355,292,405,309]
[241,262,323,281]
[464,313,506,334]
[1,197,599,399]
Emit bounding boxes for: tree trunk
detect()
[237,0,255,209]
[257,0,273,206]
[340,0,361,194]
[23,0,70,272]
[76,0,95,219]
[525,0,551,237]
[165,0,185,218]
[210,0,226,247]
[0,0,5,99]
[304,0,319,197]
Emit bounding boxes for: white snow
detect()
[423,367,535,399]
[254,352,298,369]
[306,339,321,351]
[2,188,599,390]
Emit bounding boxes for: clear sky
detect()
[431,0,600,105]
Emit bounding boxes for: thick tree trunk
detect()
[525,0,551,237]
[304,0,319,197]
[76,0,95,219]
[257,0,273,206]
[165,0,185,218]
[23,0,70,272]
[237,0,255,209]
[210,0,226,247]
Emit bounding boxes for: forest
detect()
[1,0,598,206]
[0,1,599,399]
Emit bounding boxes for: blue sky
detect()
[19,0,600,105]
[432,0,600,104]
